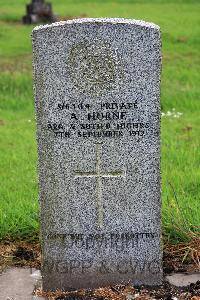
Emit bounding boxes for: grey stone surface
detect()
[166,273,200,287]
[0,268,43,300]
[32,18,162,291]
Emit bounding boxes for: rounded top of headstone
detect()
[32,18,160,33]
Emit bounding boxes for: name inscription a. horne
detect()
[46,101,151,139]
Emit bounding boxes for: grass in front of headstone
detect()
[162,113,200,242]
[0,0,199,249]
[0,32,39,240]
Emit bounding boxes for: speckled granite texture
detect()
[32,18,162,291]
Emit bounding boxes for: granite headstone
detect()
[32,18,162,291]
[23,0,57,24]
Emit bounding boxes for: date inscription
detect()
[46,101,151,139]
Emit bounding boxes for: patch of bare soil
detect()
[59,14,88,21]
[0,239,199,299]
[35,281,200,300]
[0,20,23,26]
[163,239,200,273]
[0,54,32,73]
[0,241,41,273]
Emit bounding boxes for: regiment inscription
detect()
[47,100,150,139]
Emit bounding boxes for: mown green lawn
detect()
[0,0,199,242]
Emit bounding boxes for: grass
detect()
[0,0,200,242]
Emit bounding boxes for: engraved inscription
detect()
[47,100,149,139]
[47,231,157,251]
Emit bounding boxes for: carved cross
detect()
[74,143,125,228]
